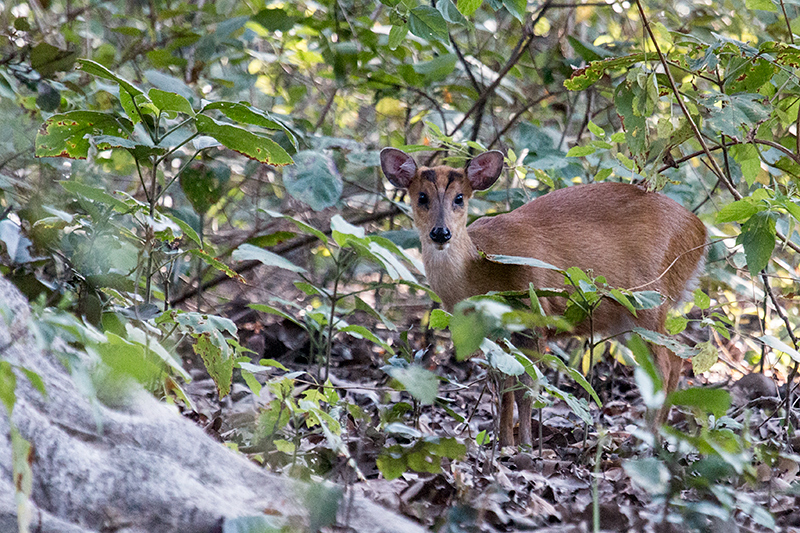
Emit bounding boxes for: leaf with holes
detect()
[35,112,133,159]
[700,93,772,141]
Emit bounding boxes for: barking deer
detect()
[380,148,706,447]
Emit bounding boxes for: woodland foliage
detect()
[1,0,800,531]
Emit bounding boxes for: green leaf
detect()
[692,341,719,374]
[144,69,196,103]
[201,101,297,147]
[408,6,448,43]
[377,447,407,480]
[282,151,343,211]
[338,324,395,354]
[413,54,457,81]
[195,115,293,165]
[384,365,439,405]
[180,162,231,215]
[388,24,408,50]
[699,93,772,141]
[503,0,526,22]
[188,249,245,282]
[77,59,143,99]
[665,315,688,335]
[429,309,451,329]
[564,53,647,91]
[759,334,800,362]
[264,210,328,243]
[231,243,306,273]
[587,121,606,137]
[457,0,482,16]
[745,0,777,11]
[614,81,647,159]
[693,289,711,309]
[483,253,561,271]
[249,304,305,329]
[716,199,760,222]
[624,458,670,495]
[437,0,468,25]
[195,332,234,398]
[149,88,195,115]
[736,211,776,275]
[566,145,596,158]
[162,213,202,247]
[668,387,731,418]
[0,362,16,415]
[59,182,131,213]
[35,111,133,159]
[609,288,637,316]
[251,8,297,31]
[633,327,699,359]
[481,338,525,376]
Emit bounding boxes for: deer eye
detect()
[454,194,464,206]
[418,192,429,207]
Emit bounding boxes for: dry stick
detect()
[758,272,800,437]
[488,92,560,149]
[169,206,401,306]
[634,0,739,200]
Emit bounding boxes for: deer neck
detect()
[421,232,487,312]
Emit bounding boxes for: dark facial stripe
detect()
[447,170,460,187]
[421,169,436,183]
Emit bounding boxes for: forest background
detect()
[2,0,800,531]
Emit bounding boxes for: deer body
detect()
[381,148,707,447]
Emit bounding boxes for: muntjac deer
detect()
[380,148,707,447]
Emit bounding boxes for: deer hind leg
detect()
[499,379,515,447]
[515,372,533,447]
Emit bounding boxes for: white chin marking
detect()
[433,243,449,251]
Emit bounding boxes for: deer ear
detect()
[380,148,417,189]
[466,151,504,191]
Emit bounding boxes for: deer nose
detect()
[429,227,451,244]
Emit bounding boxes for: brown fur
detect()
[381,148,707,447]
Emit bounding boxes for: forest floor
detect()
[180,262,797,533]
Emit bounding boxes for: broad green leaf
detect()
[31,42,78,77]
[179,162,231,215]
[408,6,448,43]
[162,213,202,247]
[429,309,451,329]
[633,327,699,359]
[96,332,165,385]
[566,145,596,157]
[388,24,408,50]
[759,334,800,362]
[222,515,281,533]
[232,243,306,273]
[282,150,342,211]
[624,458,670,495]
[614,81,647,159]
[568,36,615,62]
[745,0,777,11]
[249,304,305,328]
[483,253,561,271]
[716,199,760,222]
[201,101,297,147]
[692,341,719,374]
[195,332,234,397]
[330,214,365,246]
[736,211,776,275]
[384,365,438,404]
[457,0,482,16]
[195,115,293,165]
[629,291,663,310]
[481,338,525,376]
[413,54,457,81]
[587,121,606,137]
[693,289,711,309]
[699,93,772,141]
[251,7,297,31]
[609,288,637,316]
[77,59,143,98]
[503,0,526,22]
[264,210,328,243]
[668,387,731,418]
[144,69,196,103]
[92,135,167,159]
[59,182,131,213]
[35,111,133,159]
[437,0,468,25]
[665,315,688,335]
[338,324,394,354]
[149,88,195,115]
